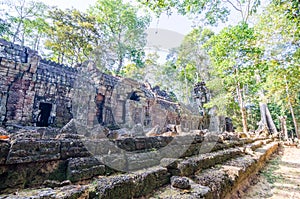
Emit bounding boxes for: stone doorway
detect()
[96,94,105,124]
[37,102,52,127]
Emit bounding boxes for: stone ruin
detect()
[0,39,280,198]
[0,38,206,133]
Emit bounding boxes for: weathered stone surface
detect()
[0,141,10,164]
[84,139,122,155]
[6,139,60,164]
[97,153,127,171]
[0,185,89,199]
[115,137,137,151]
[95,166,170,199]
[43,180,71,188]
[0,127,8,135]
[127,151,161,171]
[171,176,191,189]
[56,133,84,139]
[60,139,90,159]
[0,138,279,198]
[9,128,41,139]
[132,123,145,137]
[0,160,67,192]
[67,157,106,182]
[193,168,232,199]
[58,119,78,134]
[177,148,242,176]
[160,158,181,169]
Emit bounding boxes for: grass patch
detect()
[260,157,283,184]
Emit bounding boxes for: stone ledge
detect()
[177,142,278,199]
[177,148,243,176]
[66,157,106,182]
[6,139,61,164]
[93,166,170,199]
[147,141,278,199]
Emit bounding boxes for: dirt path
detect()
[242,145,300,199]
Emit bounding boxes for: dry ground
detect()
[242,145,300,199]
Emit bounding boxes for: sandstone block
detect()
[6,139,61,164]
[171,176,191,189]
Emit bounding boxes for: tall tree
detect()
[255,0,300,138]
[45,8,100,65]
[89,0,150,74]
[3,0,48,48]
[204,23,263,133]
[175,28,213,102]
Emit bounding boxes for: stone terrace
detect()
[0,126,279,198]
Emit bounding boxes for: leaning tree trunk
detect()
[284,75,299,139]
[258,102,278,134]
[255,73,278,135]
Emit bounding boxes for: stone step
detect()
[0,138,276,198]
[148,141,279,199]
[0,166,169,199]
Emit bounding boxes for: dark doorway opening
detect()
[96,94,105,124]
[129,91,140,101]
[37,102,52,127]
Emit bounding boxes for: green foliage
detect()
[0,19,11,37]
[45,8,98,65]
[89,0,150,74]
[203,22,263,130]
[2,0,49,49]
[163,27,213,102]
[255,0,300,135]
[138,0,261,25]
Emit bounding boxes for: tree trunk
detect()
[116,56,123,75]
[184,66,188,103]
[279,116,288,140]
[284,75,299,139]
[265,104,278,133]
[257,102,278,134]
[255,72,278,134]
[13,20,22,44]
[236,82,248,133]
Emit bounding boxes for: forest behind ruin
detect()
[1,0,299,137]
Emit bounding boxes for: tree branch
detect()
[226,0,242,12]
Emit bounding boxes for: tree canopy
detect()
[0,0,299,137]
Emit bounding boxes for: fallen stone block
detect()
[171,176,191,189]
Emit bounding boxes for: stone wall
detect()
[0,39,39,126]
[0,39,75,127]
[0,39,206,132]
[33,59,76,127]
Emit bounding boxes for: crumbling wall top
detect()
[0,39,38,63]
